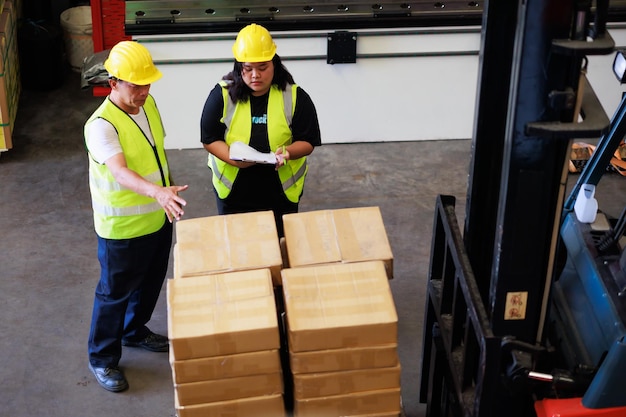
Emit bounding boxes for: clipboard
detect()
[229,141,277,165]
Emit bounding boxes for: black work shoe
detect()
[122,332,168,352]
[88,363,129,392]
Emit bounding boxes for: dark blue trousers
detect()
[88,220,172,368]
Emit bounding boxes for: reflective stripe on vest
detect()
[90,170,163,193]
[91,199,162,217]
[209,83,307,203]
[281,160,307,192]
[209,153,234,191]
[85,95,169,239]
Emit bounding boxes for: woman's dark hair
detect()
[222,54,295,103]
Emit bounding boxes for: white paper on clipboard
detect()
[229,141,277,164]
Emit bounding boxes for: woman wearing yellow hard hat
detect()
[201,23,322,237]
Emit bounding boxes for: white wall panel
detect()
[138,28,480,149]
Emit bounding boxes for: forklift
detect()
[420,0,626,416]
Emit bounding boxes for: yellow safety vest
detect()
[85,95,170,239]
[209,83,308,203]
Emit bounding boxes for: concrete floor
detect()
[2,70,625,417]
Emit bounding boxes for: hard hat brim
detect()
[134,68,163,86]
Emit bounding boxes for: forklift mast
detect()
[419,0,626,416]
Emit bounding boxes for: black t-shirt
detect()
[200,83,321,208]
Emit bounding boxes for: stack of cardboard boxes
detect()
[282,207,401,417]
[169,206,401,416]
[0,0,20,152]
[282,261,401,417]
[169,212,286,417]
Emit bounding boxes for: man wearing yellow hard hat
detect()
[201,23,322,237]
[84,40,188,392]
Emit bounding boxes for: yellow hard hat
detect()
[232,24,277,62]
[104,41,162,85]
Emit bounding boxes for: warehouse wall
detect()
[137,26,626,150]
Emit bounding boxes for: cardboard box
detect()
[283,207,394,279]
[175,371,283,406]
[0,2,20,151]
[282,261,398,353]
[167,269,280,360]
[293,364,401,399]
[290,344,398,374]
[170,349,282,384]
[174,211,283,285]
[175,393,286,417]
[293,387,401,417]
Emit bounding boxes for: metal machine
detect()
[420,1,626,416]
[123,0,483,35]
[121,0,626,35]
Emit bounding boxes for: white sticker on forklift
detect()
[504,291,528,320]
